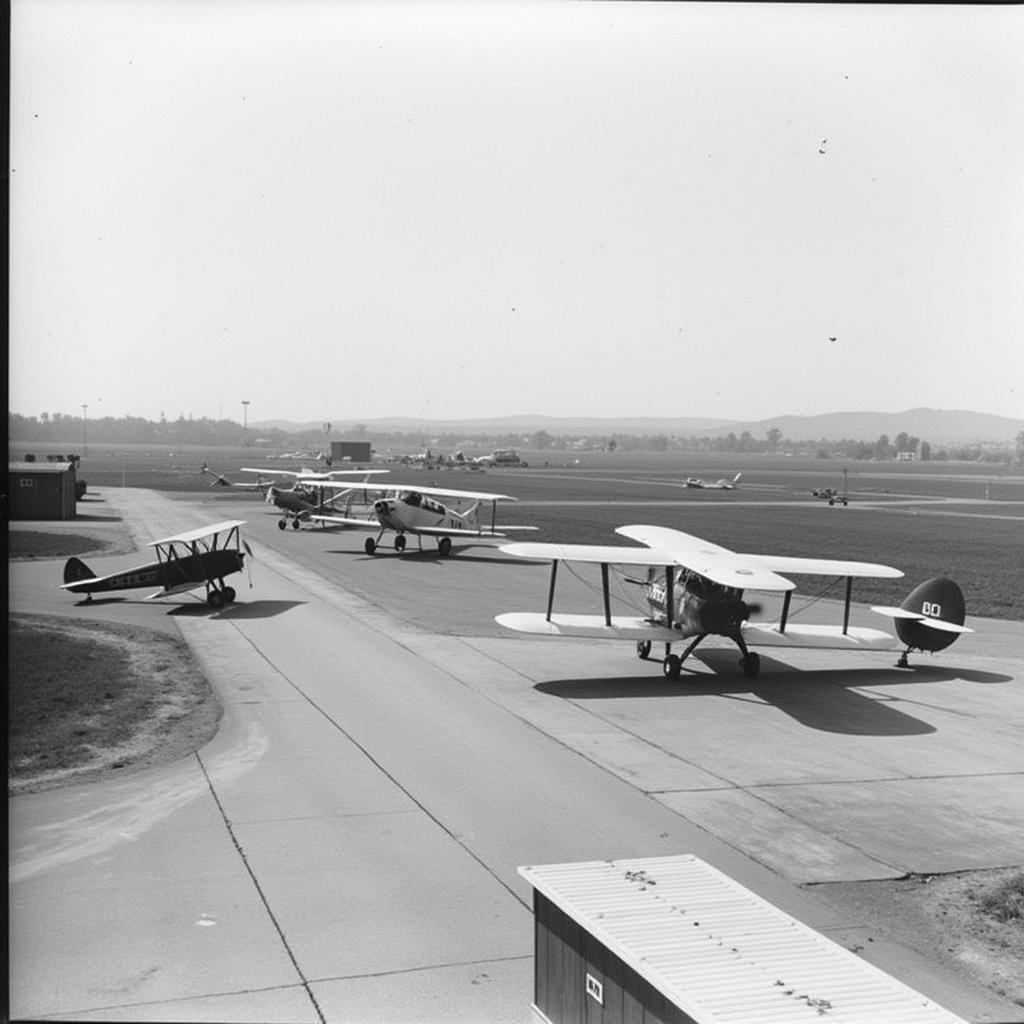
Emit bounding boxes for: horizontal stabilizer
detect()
[496,612,679,642]
[870,606,973,634]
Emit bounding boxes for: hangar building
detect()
[8,462,79,520]
[330,440,372,464]
[518,855,966,1024]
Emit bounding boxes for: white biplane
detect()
[497,524,971,677]
[308,481,535,556]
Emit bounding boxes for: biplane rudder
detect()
[63,557,95,585]
[895,576,968,654]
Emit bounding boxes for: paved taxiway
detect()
[9,488,1024,1022]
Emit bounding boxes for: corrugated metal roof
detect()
[9,462,75,474]
[518,855,967,1024]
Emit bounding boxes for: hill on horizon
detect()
[255,408,1023,444]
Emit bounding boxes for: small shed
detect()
[518,855,966,1024]
[330,440,372,464]
[8,462,78,520]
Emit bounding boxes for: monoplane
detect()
[309,481,534,556]
[62,520,252,608]
[684,472,742,490]
[497,524,970,678]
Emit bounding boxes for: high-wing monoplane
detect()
[497,524,971,678]
[309,481,534,556]
[62,520,252,608]
[685,472,742,490]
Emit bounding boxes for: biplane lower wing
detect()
[497,612,679,642]
[497,613,895,649]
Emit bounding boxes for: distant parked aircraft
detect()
[684,472,742,490]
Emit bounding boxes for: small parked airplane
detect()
[685,472,742,490]
[309,481,534,556]
[62,520,251,608]
[496,524,971,678]
[251,469,389,530]
[201,463,273,491]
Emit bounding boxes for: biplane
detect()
[685,472,742,490]
[62,521,251,608]
[308,481,535,556]
[497,524,971,678]
[240,468,389,529]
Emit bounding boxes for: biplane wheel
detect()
[438,536,452,557]
[208,590,226,609]
[291,518,301,530]
[395,534,407,552]
[365,537,377,555]
[223,586,236,604]
[740,652,761,678]
[637,640,652,660]
[662,654,681,679]
[278,519,287,530]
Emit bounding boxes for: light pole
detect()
[241,400,250,449]
[82,404,88,454]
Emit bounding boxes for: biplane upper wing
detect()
[615,525,902,584]
[148,520,247,548]
[244,467,389,480]
[614,527,797,591]
[307,481,515,502]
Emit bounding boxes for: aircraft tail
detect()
[871,576,972,658]
[63,556,96,585]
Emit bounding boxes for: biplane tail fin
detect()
[63,557,96,585]
[871,576,972,658]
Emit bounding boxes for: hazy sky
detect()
[10,1,1024,424]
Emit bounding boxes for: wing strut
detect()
[546,560,559,622]
[665,565,674,627]
[779,590,792,633]
[842,576,853,635]
[601,563,611,627]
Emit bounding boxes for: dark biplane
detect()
[62,520,250,608]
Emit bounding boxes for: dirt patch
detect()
[8,614,221,794]
[812,870,1024,1009]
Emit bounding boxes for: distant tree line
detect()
[9,413,1021,464]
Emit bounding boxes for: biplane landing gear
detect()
[662,653,682,679]
[278,519,287,530]
[735,634,760,678]
[395,534,407,552]
[207,590,225,609]
[223,586,236,603]
[365,537,377,555]
[291,518,301,530]
[438,536,452,557]
[896,648,912,668]
[637,640,652,660]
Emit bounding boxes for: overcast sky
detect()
[10,1,1024,425]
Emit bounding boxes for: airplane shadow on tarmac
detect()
[169,600,305,619]
[536,651,1013,737]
